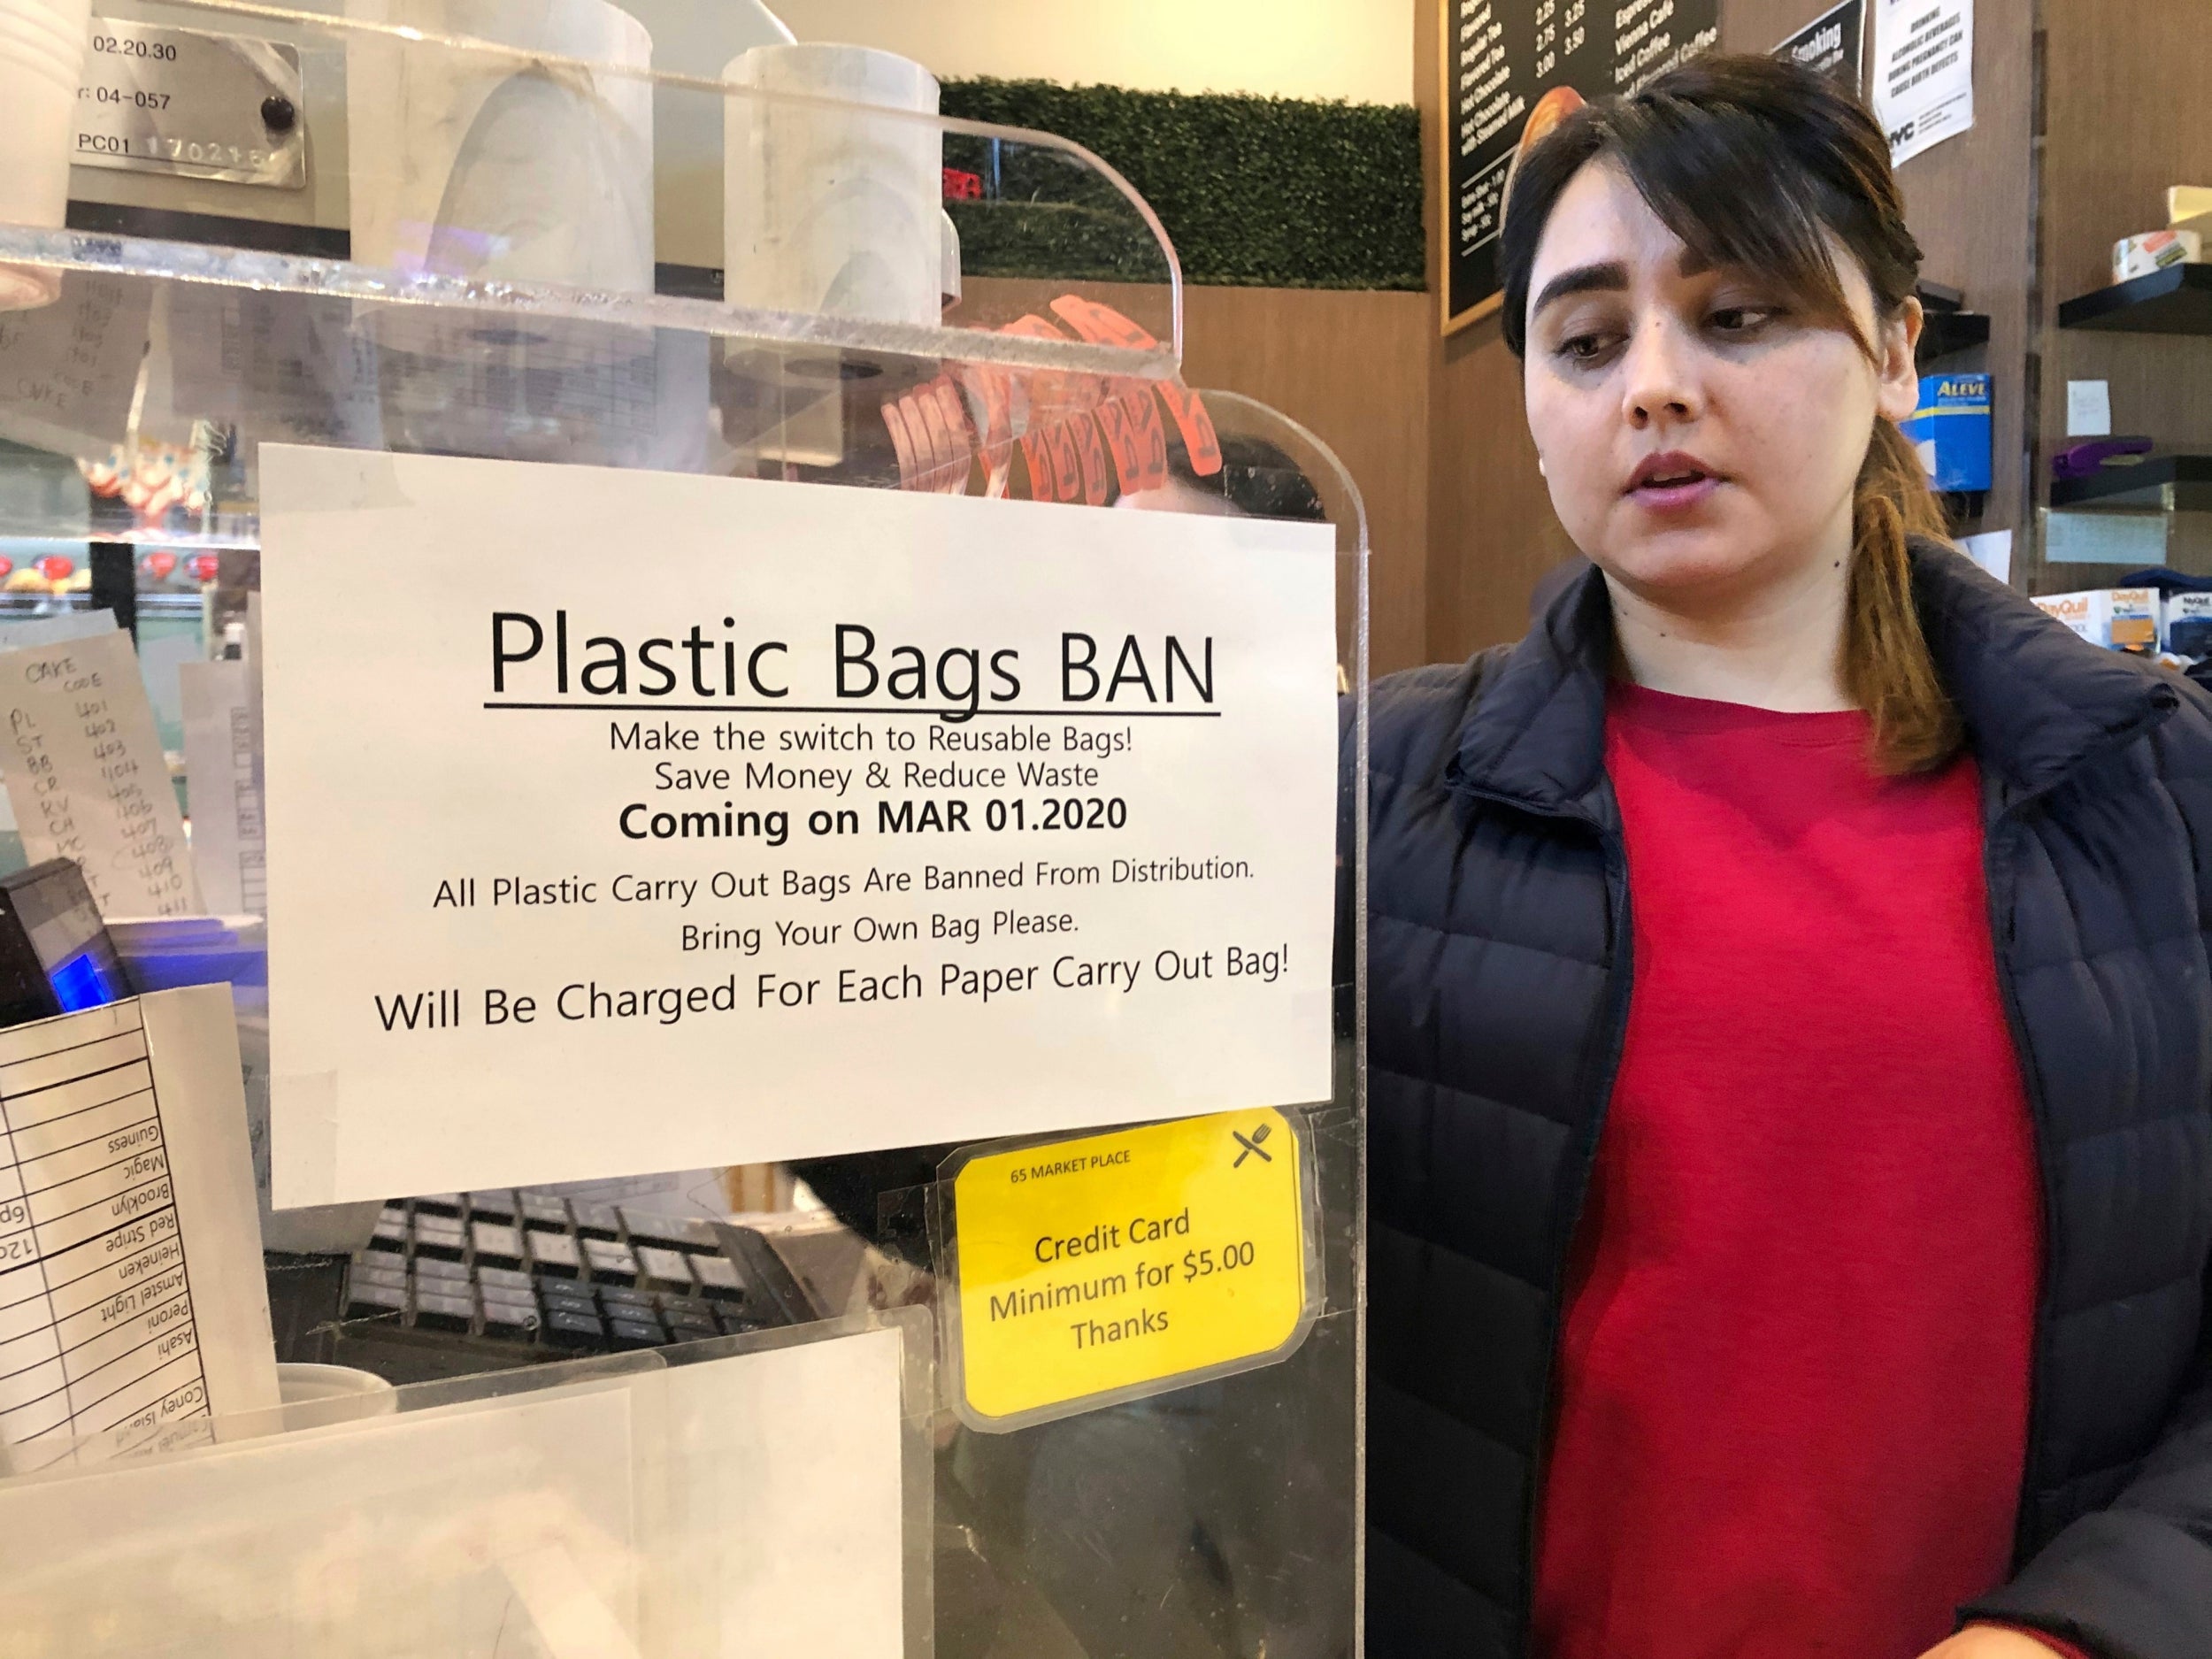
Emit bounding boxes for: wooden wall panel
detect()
[1855,0,2037,544]
[1180,287,1433,677]
[2032,0,2212,589]
[1418,0,2039,660]
[949,277,1431,675]
[1417,0,1578,662]
[2039,1,2212,314]
[1423,332,1576,660]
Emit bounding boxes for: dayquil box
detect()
[2033,588,2159,653]
[2112,588,2161,653]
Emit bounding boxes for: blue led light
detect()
[50,951,123,1013]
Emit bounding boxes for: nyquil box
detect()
[2033,588,2160,653]
[2167,592,2212,658]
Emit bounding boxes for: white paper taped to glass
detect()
[257,446,1340,1206]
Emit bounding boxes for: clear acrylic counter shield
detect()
[0,6,1373,1651]
[1901,373,1993,492]
[941,1108,1321,1430]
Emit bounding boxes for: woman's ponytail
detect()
[1842,419,1960,775]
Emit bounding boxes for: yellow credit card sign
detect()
[950,1109,1311,1425]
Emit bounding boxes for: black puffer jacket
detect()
[1364,544,2212,1659]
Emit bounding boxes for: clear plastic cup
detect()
[724,42,945,327]
[0,0,92,311]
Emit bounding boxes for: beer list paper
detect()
[0,276,152,463]
[0,987,280,1472]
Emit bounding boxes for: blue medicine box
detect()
[1901,373,1993,493]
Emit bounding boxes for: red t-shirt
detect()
[1530,684,2077,1659]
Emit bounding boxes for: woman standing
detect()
[1365,57,2211,1659]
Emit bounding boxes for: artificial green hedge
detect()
[938,79,1424,292]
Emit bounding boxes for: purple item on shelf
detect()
[2053,436,2154,480]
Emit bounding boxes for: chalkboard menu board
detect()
[1440,0,1721,334]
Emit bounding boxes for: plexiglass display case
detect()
[0,6,1369,1655]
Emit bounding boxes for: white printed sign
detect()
[163,289,382,450]
[178,659,265,915]
[0,276,151,463]
[0,628,203,918]
[1873,0,1973,165]
[2065,379,2112,438]
[73,19,307,188]
[259,447,1340,1206]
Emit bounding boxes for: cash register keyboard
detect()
[344,1191,772,1353]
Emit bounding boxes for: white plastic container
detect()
[2114,227,2202,283]
[0,0,93,310]
[274,1363,398,1431]
[724,42,944,326]
[346,0,654,291]
[276,1363,397,1408]
[342,0,710,469]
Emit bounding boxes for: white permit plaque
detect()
[74,19,306,188]
[258,446,1340,1206]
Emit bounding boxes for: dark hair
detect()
[1496,55,1958,775]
